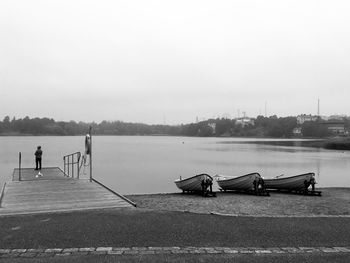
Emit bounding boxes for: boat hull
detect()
[264,173,315,191]
[216,172,262,191]
[175,174,213,192]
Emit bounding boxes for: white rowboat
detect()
[264,172,316,191]
[175,173,213,192]
[216,172,262,191]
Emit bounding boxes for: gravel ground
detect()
[126,188,350,216]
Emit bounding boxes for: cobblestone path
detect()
[0,246,349,258]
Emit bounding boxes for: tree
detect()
[301,121,331,138]
[215,118,234,136]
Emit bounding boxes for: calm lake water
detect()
[0,136,349,194]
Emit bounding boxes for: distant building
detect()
[296,114,319,125]
[329,115,347,120]
[318,115,330,121]
[292,127,302,136]
[235,117,255,127]
[207,122,216,134]
[321,120,346,135]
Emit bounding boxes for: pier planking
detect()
[12,167,70,181]
[0,167,134,216]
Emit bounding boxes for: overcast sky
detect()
[1,0,349,124]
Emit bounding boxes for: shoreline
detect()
[225,138,350,151]
[126,187,350,217]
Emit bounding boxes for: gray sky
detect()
[1,0,349,124]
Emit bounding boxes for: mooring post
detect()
[304,180,309,195]
[19,152,21,181]
[201,180,204,196]
[89,126,92,182]
[311,177,315,191]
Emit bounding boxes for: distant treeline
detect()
[0,115,349,138]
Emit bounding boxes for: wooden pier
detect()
[0,167,135,216]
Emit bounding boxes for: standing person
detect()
[35,146,43,170]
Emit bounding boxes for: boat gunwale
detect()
[174,173,213,184]
[264,172,315,182]
[216,172,261,182]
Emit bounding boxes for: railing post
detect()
[19,152,21,181]
[68,157,70,177]
[89,126,92,182]
[71,155,74,178]
[63,156,66,175]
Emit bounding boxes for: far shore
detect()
[224,137,350,151]
[126,188,350,217]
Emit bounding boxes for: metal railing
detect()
[63,152,81,178]
[92,178,137,207]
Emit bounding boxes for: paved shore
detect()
[0,209,349,262]
[0,209,349,247]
